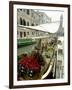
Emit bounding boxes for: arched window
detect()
[27,22,29,26]
[31,23,34,26]
[23,19,26,26]
[27,9,29,15]
[24,32,26,37]
[20,18,22,25]
[20,32,22,38]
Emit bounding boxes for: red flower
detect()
[19,56,41,72]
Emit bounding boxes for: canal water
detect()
[17,43,37,56]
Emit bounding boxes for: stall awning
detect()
[18,22,60,33]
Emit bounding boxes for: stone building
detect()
[17,9,51,26]
[17,9,51,39]
[17,9,64,40]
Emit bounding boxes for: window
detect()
[23,9,25,12]
[58,49,63,54]
[31,12,33,17]
[20,18,22,25]
[31,23,34,26]
[23,19,26,25]
[27,32,29,35]
[17,31,19,35]
[27,22,29,26]
[20,9,22,11]
[24,32,26,37]
[27,9,29,15]
[32,32,34,35]
[20,32,22,38]
[17,9,20,12]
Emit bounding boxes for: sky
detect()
[36,9,64,27]
[45,11,64,21]
[37,9,64,22]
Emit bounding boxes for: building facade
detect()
[17,9,64,40]
[17,9,51,26]
[17,9,51,39]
